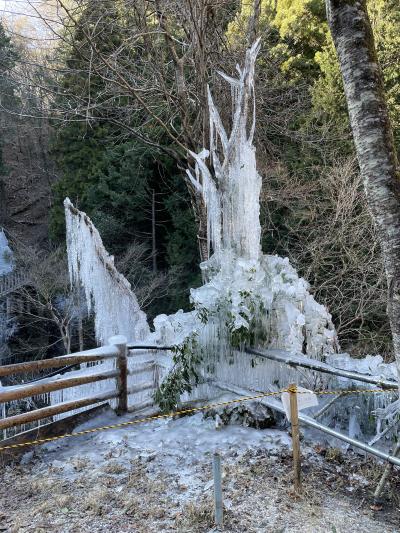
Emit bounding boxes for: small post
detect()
[109,335,128,415]
[213,452,223,527]
[373,441,400,505]
[289,383,302,493]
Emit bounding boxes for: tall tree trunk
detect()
[247,0,262,46]
[326,0,400,371]
[151,189,157,273]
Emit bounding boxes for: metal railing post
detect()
[213,452,223,526]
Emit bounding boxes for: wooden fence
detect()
[0,337,159,433]
[0,271,30,299]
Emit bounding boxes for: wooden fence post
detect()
[289,383,302,493]
[109,335,128,415]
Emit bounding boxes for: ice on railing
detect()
[0,230,13,276]
[323,353,399,441]
[64,199,150,345]
[0,229,15,363]
[49,348,164,421]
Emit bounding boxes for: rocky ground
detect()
[0,404,399,532]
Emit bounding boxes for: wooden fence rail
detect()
[0,337,162,435]
[0,271,30,299]
[0,369,120,403]
[0,346,119,378]
[0,389,119,431]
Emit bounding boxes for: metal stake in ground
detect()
[213,452,223,526]
[289,383,302,493]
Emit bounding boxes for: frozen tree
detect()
[62,42,338,413]
[0,230,13,275]
[187,39,262,264]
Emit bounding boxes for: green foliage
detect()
[153,333,201,412]
[0,21,18,174]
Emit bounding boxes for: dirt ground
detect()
[0,412,399,533]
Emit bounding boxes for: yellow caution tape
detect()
[0,389,285,452]
[0,386,397,452]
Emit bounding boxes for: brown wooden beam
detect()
[114,337,128,415]
[0,370,119,403]
[0,389,118,431]
[0,346,119,377]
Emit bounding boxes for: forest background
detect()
[0,0,399,362]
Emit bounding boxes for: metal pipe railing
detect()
[213,381,400,468]
[127,345,173,351]
[245,347,398,391]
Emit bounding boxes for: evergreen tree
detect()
[50,1,200,316]
[0,21,18,175]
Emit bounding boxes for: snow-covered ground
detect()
[0,400,399,532]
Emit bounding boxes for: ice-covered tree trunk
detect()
[187,39,262,265]
[326,0,400,376]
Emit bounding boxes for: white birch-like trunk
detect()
[326,0,400,377]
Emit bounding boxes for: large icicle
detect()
[64,199,150,344]
[187,39,262,263]
[0,230,15,363]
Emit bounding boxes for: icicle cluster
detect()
[150,41,338,411]
[0,230,13,275]
[182,39,337,360]
[187,39,262,263]
[0,230,15,363]
[56,42,399,447]
[64,199,150,345]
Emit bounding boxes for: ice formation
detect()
[64,199,150,345]
[0,230,15,363]
[157,39,337,361]
[0,41,397,446]
[61,40,339,412]
[187,40,262,262]
[52,41,396,446]
[0,229,13,275]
